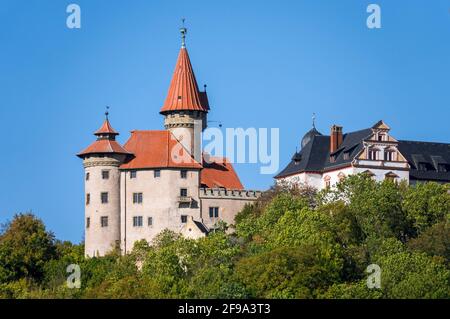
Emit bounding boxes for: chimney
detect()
[330,125,343,153]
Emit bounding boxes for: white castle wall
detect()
[119,168,202,253]
[83,155,125,257]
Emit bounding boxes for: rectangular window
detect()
[86,217,90,229]
[209,207,219,218]
[86,172,90,181]
[101,192,108,204]
[133,193,143,204]
[181,215,188,223]
[101,216,108,227]
[343,152,350,160]
[180,188,188,197]
[154,170,161,178]
[148,217,153,226]
[180,170,187,179]
[418,163,428,171]
[130,171,137,179]
[133,216,143,227]
[102,170,110,180]
[86,193,90,205]
[438,164,447,172]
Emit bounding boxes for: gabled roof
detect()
[120,130,202,169]
[275,128,372,178]
[398,140,450,182]
[200,157,244,189]
[160,48,209,113]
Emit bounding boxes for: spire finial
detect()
[180,18,187,48]
[312,112,316,128]
[105,106,110,120]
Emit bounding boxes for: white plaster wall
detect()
[200,197,255,229]
[84,156,123,257]
[120,168,201,253]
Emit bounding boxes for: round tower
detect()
[160,24,209,160]
[77,112,131,257]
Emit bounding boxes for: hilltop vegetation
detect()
[0,175,449,299]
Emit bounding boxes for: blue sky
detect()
[0,0,449,243]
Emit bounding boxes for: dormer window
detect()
[418,163,428,171]
[343,152,350,160]
[437,164,447,172]
[330,155,336,163]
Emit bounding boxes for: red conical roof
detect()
[94,119,119,136]
[160,48,209,113]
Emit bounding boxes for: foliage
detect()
[0,177,449,299]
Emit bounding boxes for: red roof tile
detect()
[95,119,119,135]
[77,139,131,157]
[200,157,244,189]
[120,130,202,169]
[160,48,209,113]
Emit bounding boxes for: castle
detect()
[78,27,260,257]
[276,120,450,189]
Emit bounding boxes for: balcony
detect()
[178,196,192,203]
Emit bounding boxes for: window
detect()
[378,134,384,141]
[100,216,108,227]
[181,215,188,223]
[154,170,161,178]
[133,216,143,227]
[368,148,379,160]
[86,193,90,205]
[86,217,90,229]
[86,172,90,181]
[418,163,428,171]
[102,170,110,180]
[438,164,447,172]
[180,170,187,179]
[324,176,331,189]
[330,155,336,163]
[130,171,137,179]
[148,217,153,226]
[180,188,188,197]
[384,150,395,161]
[209,207,219,218]
[133,193,143,204]
[343,152,350,160]
[101,192,108,204]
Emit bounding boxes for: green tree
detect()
[0,214,57,283]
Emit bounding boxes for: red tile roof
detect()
[200,157,244,190]
[120,130,202,169]
[95,119,119,135]
[160,48,209,113]
[77,139,131,157]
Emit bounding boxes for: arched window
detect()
[338,172,346,182]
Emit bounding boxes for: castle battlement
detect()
[199,188,262,200]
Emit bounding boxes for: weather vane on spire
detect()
[180,18,187,48]
[105,106,110,120]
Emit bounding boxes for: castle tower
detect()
[160,24,210,161]
[77,112,131,257]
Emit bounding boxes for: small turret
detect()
[77,111,132,257]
